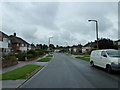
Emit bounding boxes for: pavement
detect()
[18,53,120,88]
[2,54,49,89]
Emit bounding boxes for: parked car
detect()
[90,49,120,73]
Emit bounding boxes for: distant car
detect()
[90,49,120,73]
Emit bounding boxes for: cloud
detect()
[2,2,118,46]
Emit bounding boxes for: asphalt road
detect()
[19,53,120,88]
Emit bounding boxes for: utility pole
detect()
[48,36,53,54]
[88,19,99,49]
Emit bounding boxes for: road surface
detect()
[19,53,120,88]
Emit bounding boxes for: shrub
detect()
[44,50,49,53]
[3,56,16,61]
[35,51,40,56]
[26,54,33,59]
[15,53,27,61]
[27,50,36,55]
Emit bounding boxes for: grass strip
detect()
[65,53,71,56]
[75,56,90,61]
[37,57,52,62]
[46,55,53,58]
[0,64,41,80]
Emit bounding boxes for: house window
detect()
[17,44,19,46]
[8,40,11,44]
[21,44,24,47]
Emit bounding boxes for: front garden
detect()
[2,49,49,68]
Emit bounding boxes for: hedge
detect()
[2,56,16,61]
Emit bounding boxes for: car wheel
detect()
[90,61,94,67]
[106,65,112,73]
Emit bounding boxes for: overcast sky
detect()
[2,2,118,46]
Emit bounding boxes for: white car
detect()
[90,49,120,73]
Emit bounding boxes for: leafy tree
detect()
[56,45,59,48]
[42,44,48,49]
[36,44,42,49]
[49,44,55,50]
[98,38,117,49]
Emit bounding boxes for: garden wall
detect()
[2,60,18,68]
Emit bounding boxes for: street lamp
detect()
[48,36,53,53]
[88,19,99,49]
[64,41,68,52]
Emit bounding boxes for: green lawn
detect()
[0,64,41,80]
[37,54,53,62]
[46,55,53,58]
[75,55,90,61]
[65,53,71,56]
[37,57,52,62]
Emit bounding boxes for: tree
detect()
[56,45,59,49]
[49,44,55,50]
[42,44,48,49]
[36,44,42,49]
[98,38,117,49]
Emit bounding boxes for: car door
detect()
[101,51,108,68]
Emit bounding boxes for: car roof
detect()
[93,49,117,52]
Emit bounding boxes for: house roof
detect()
[72,44,82,48]
[9,35,29,45]
[84,42,97,47]
[0,31,9,38]
[114,39,120,43]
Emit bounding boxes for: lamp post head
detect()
[88,20,92,22]
[49,36,53,38]
[88,19,97,22]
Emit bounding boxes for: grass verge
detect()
[0,64,41,80]
[75,56,90,61]
[65,53,71,56]
[37,57,52,62]
[46,55,53,58]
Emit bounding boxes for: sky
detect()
[1,2,118,46]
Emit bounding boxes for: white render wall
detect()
[118,41,120,45]
[73,48,77,52]
[82,47,90,53]
[20,47,28,51]
[0,38,9,48]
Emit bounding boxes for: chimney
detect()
[14,33,16,37]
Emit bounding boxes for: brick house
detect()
[82,42,96,53]
[71,44,82,53]
[9,33,30,53]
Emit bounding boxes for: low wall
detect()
[2,60,18,68]
[25,54,45,61]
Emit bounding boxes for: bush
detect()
[3,56,16,61]
[15,49,48,61]
[27,50,36,55]
[44,50,49,53]
[15,53,27,61]
[26,54,33,59]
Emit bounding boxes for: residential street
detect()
[19,53,120,88]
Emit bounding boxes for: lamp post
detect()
[48,36,53,53]
[88,19,99,49]
[64,41,68,52]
